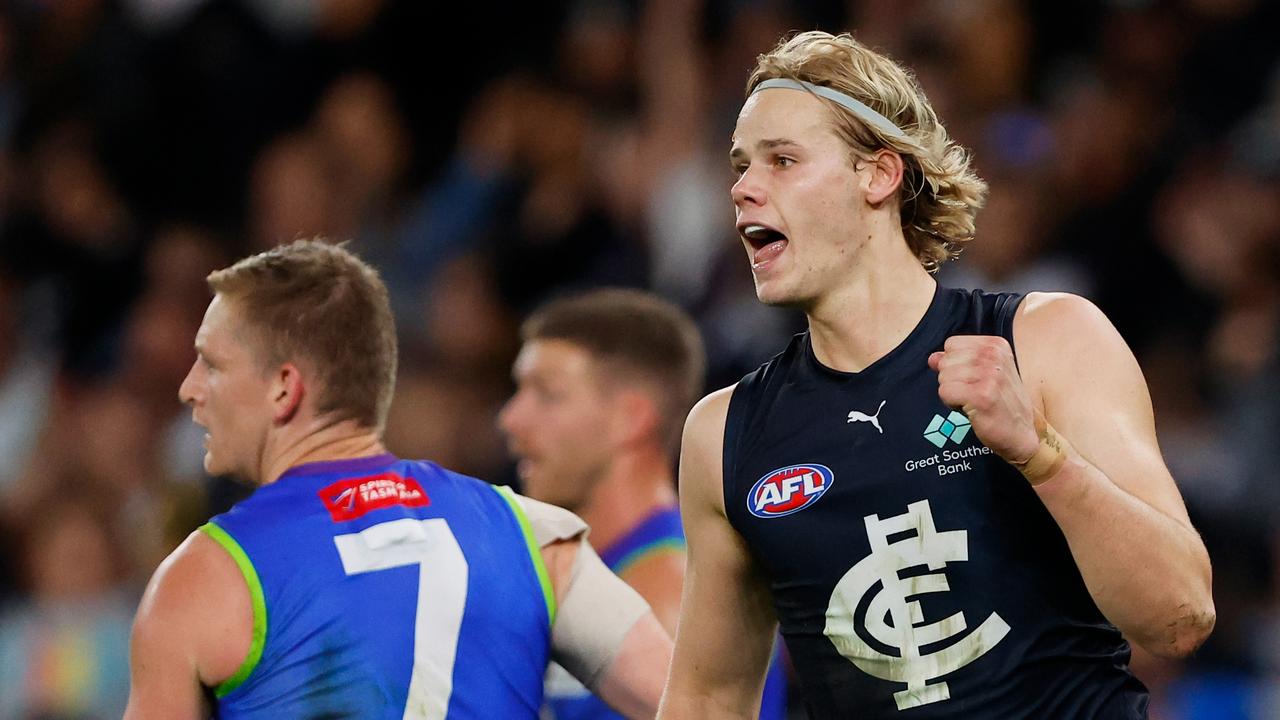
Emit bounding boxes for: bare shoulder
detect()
[682,385,737,466]
[680,384,737,511]
[137,529,240,623]
[1014,292,1116,344]
[685,384,737,438]
[134,528,253,688]
[1013,291,1135,358]
[1013,292,1139,397]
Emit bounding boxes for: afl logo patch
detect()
[748,464,833,518]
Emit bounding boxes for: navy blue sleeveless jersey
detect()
[203,454,552,719]
[723,286,1148,719]
[543,508,788,720]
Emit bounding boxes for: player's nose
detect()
[732,164,767,208]
[497,394,526,437]
[178,361,202,407]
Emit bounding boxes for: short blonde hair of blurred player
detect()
[207,238,398,432]
[748,30,987,271]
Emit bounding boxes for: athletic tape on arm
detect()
[514,494,652,691]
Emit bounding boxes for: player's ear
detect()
[863,149,905,205]
[270,362,305,424]
[610,389,660,448]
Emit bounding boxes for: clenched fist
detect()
[927,335,1040,466]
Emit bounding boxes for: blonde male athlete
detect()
[659,31,1214,719]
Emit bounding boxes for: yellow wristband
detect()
[1012,414,1068,487]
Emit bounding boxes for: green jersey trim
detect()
[493,485,557,626]
[200,521,267,698]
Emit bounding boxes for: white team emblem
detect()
[847,400,887,433]
[824,500,1010,710]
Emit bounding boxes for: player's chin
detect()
[516,463,543,494]
[753,279,801,308]
[202,450,226,477]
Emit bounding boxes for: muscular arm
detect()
[125,530,251,720]
[932,293,1214,658]
[1016,293,1214,657]
[659,387,777,719]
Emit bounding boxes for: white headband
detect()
[751,78,907,142]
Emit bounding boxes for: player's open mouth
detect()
[740,223,788,269]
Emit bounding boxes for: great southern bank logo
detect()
[923,411,971,448]
[749,464,833,518]
[907,411,991,476]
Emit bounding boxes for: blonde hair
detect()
[748,31,987,271]
[208,239,398,431]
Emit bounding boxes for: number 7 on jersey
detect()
[334,518,469,720]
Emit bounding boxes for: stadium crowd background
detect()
[0,0,1276,717]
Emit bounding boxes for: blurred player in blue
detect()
[500,289,787,720]
[125,240,672,719]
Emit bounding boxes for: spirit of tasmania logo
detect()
[748,464,834,518]
[319,473,430,522]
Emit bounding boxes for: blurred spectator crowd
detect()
[0,0,1276,717]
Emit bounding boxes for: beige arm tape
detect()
[512,492,590,545]
[513,494,653,692]
[1011,410,1070,486]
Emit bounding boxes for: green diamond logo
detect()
[924,411,972,447]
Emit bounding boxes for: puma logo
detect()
[847,400,887,434]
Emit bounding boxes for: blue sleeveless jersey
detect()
[543,507,788,720]
[723,286,1149,719]
[204,454,552,719]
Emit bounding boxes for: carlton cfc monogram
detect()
[825,499,1010,710]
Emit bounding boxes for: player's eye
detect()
[532,384,565,405]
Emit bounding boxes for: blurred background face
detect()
[499,339,617,510]
[178,294,273,483]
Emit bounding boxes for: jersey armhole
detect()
[722,382,751,520]
[998,292,1027,370]
[492,485,558,627]
[199,521,267,698]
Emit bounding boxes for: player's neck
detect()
[807,249,936,373]
[577,447,677,551]
[258,418,387,486]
